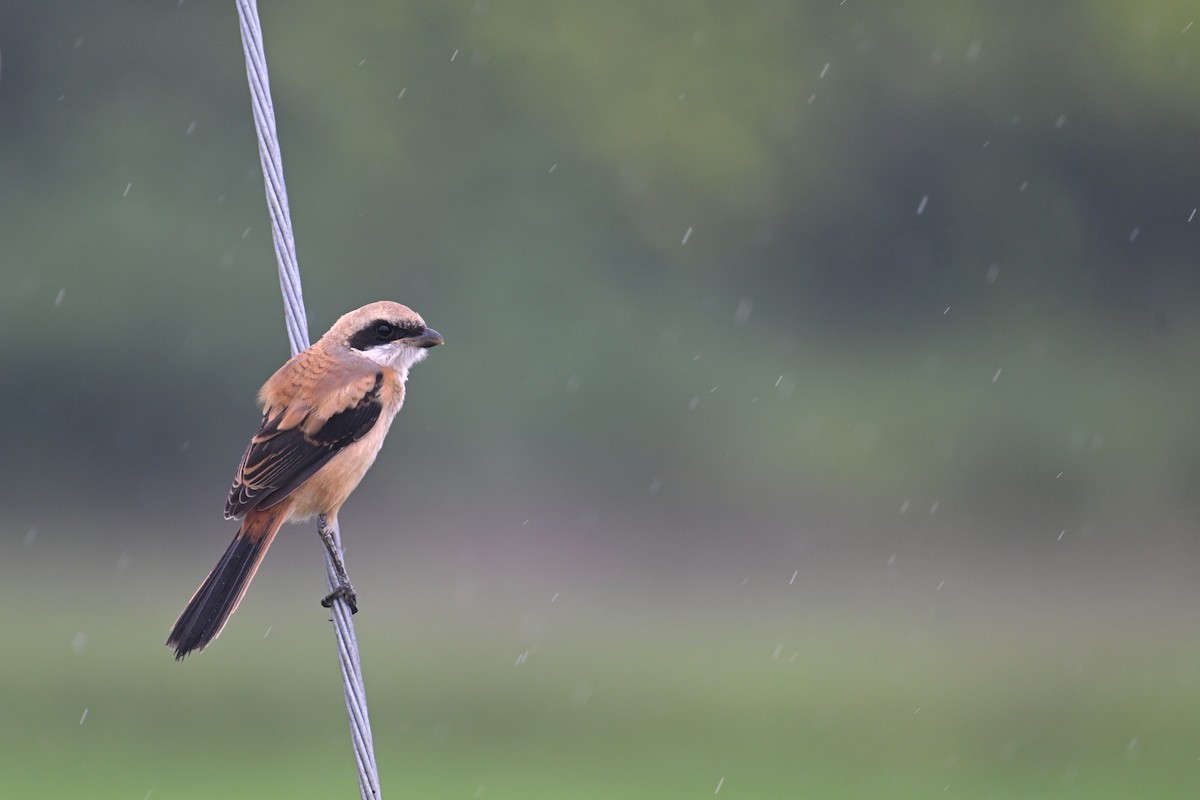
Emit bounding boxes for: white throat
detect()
[358,342,428,380]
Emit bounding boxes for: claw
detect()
[321,584,358,614]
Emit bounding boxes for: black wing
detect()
[225,373,384,519]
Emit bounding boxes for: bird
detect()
[167,300,443,660]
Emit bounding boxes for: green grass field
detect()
[4,534,1198,799]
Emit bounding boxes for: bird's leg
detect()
[317,513,358,613]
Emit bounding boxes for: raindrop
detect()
[986,263,1000,283]
[819,62,830,78]
[123,183,132,197]
[79,708,89,725]
[899,499,910,513]
[681,226,693,245]
[1057,530,1065,541]
[55,288,66,307]
[185,120,197,136]
[648,477,663,495]
[1128,227,1139,242]
[965,40,982,62]
[551,593,559,602]
[1189,208,1196,222]
[916,195,929,215]
[714,777,725,795]
[515,650,528,666]
[450,49,459,61]
[548,163,557,173]
[397,87,407,99]
[688,396,700,410]
[992,368,1002,383]
[23,527,38,546]
[72,632,87,653]
[789,570,798,585]
[1055,115,1066,129]
[886,554,897,566]
[734,297,753,325]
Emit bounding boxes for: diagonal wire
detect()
[234,2,381,798]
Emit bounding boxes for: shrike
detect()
[167,301,443,660]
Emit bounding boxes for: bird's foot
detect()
[321,583,358,614]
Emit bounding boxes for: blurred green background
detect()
[3,1,1200,797]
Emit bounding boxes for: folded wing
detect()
[225,367,384,519]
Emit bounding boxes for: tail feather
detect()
[167,505,287,660]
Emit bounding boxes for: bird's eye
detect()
[376,322,394,340]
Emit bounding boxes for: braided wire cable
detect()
[234,2,381,797]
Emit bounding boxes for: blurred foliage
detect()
[3,1,1200,525]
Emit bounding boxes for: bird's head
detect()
[327,301,444,376]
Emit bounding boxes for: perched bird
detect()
[167,301,443,660]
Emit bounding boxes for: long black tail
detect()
[167,505,285,660]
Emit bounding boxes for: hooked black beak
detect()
[409,326,444,348]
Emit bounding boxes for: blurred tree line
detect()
[2,1,1199,534]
